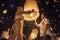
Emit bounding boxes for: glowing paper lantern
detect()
[23,0,39,21]
[1,31,9,39]
[29,29,38,39]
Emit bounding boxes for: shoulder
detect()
[44,18,50,24]
[44,18,49,21]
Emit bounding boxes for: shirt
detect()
[38,18,51,37]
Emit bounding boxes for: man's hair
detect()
[41,11,46,17]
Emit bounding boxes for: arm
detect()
[23,9,34,14]
[43,19,50,35]
[44,24,49,34]
[42,19,50,39]
[43,24,49,40]
[35,19,40,27]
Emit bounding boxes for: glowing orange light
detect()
[1,31,9,39]
[3,9,8,14]
[50,27,53,31]
[23,0,39,21]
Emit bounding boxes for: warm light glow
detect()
[29,29,38,39]
[3,9,8,14]
[58,37,60,40]
[50,27,53,31]
[1,31,9,39]
[23,0,39,21]
[30,13,33,17]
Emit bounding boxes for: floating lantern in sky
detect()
[3,9,8,14]
[23,0,39,21]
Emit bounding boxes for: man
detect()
[9,6,34,40]
[35,12,54,40]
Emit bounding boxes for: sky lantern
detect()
[23,0,39,21]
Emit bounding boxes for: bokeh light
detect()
[54,0,58,2]
[50,27,53,31]
[1,17,4,19]
[59,15,60,18]
[3,9,8,14]
[45,1,49,5]
[11,4,14,7]
[0,20,2,23]
[2,3,4,6]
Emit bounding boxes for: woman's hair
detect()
[16,6,23,15]
[14,6,23,21]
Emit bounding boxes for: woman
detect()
[8,6,34,40]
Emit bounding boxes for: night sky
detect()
[0,0,60,37]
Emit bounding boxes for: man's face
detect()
[41,14,45,19]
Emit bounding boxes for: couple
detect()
[35,12,55,40]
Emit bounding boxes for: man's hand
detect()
[31,9,34,13]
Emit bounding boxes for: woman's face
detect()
[14,7,23,21]
[17,7,23,13]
